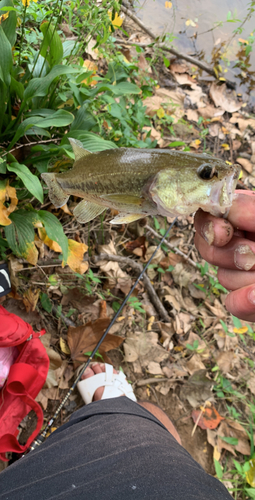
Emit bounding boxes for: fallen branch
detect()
[52,305,76,328]
[136,377,184,387]
[119,4,236,89]
[93,253,171,322]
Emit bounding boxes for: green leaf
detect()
[38,210,68,264]
[4,211,38,264]
[40,292,52,313]
[40,21,63,67]
[7,163,44,203]
[0,0,16,47]
[24,65,80,101]
[70,105,97,131]
[220,436,238,445]
[112,81,141,95]
[10,75,24,100]
[168,141,186,147]
[214,459,223,479]
[163,56,170,68]
[246,488,255,499]
[231,315,242,329]
[0,25,12,86]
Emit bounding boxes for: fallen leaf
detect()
[62,288,96,312]
[186,109,199,122]
[162,362,188,378]
[124,236,147,257]
[185,354,206,375]
[246,458,255,487]
[209,82,242,113]
[172,263,192,288]
[138,53,152,73]
[192,406,224,429]
[230,113,255,134]
[217,420,250,456]
[82,59,98,86]
[97,240,132,294]
[147,361,164,375]
[208,122,225,139]
[160,253,184,268]
[216,351,239,374]
[198,105,224,119]
[60,337,71,355]
[165,1,172,8]
[60,204,73,216]
[189,139,201,149]
[184,331,207,352]
[247,375,255,395]
[123,331,169,372]
[23,287,40,312]
[0,181,18,226]
[236,158,253,174]
[205,298,226,319]
[38,228,88,274]
[67,318,123,366]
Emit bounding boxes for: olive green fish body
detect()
[41,139,240,224]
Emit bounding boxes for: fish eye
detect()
[197,163,218,180]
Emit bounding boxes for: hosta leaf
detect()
[5,211,38,264]
[0,0,16,47]
[0,25,12,86]
[38,210,68,263]
[40,21,63,67]
[24,65,80,101]
[7,163,44,203]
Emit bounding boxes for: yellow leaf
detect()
[219,77,226,81]
[214,66,219,78]
[0,181,18,226]
[239,38,248,44]
[147,316,155,331]
[60,204,73,216]
[239,169,243,179]
[0,11,9,23]
[222,126,229,134]
[189,139,201,149]
[221,143,230,150]
[60,337,71,355]
[22,0,30,6]
[22,241,38,265]
[38,228,89,274]
[246,459,255,487]
[225,161,232,165]
[82,60,98,86]
[157,107,165,118]
[233,326,248,335]
[213,445,221,461]
[65,239,89,274]
[108,10,123,30]
[185,19,196,27]
[165,1,172,7]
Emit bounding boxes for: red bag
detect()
[0,305,49,461]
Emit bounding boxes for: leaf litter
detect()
[4,14,255,496]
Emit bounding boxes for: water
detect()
[135,0,255,100]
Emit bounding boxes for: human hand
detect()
[194,191,255,322]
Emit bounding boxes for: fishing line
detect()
[28,217,177,452]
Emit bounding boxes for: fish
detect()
[41,138,240,225]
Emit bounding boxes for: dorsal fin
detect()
[68,138,91,161]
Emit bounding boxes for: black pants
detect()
[0,397,232,499]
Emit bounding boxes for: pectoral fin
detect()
[110,213,144,225]
[41,173,69,208]
[73,199,105,223]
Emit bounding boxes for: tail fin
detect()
[41,173,69,208]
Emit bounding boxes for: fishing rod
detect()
[28,217,177,452]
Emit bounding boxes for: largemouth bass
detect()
[41,139,240,224]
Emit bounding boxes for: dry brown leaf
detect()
[198,104,225,119]
[172,263,192,288]
[247,375,255,395]
[147,361,164,375]
[217,420,250,456]
[67,318,123,365]
[188,283,206,300]
[185,87,206,107]
[123,331,168,370]
[208,122,225,139]
[138,53,152,72]
[236,157,253,174]
[162,362,188,378]
[4,297,42,329]
[185,354,206,375]
[62,288,96,312]
[216,351,240,374]
[22,287,40,312]
[186,109,199,122]
[209,82,242,113]
[160,253,184,268]
[205,298,226,319]
[170,62,189,73]
[173,73,197,88]
[97,240,132,294]
[184,331,207,352]
[230,113,255,134]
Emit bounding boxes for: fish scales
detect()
[41,139,240,224]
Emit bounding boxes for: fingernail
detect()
[248,288,255,305]
[201,221,214,245]
[234,245,255,271]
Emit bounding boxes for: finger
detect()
[223,190,255,232]
[225,285,255,322]
[218,267,255,291]
[194,233,255,271]
[194,209,234,247]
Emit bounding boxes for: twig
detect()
[119,5,236,89]
[93,253,171,322]
[52,305,76,327]
[1,138,60,158]
[136,377,184,387]
[144,224,215,279]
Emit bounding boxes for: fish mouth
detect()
[206,168,240,217]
